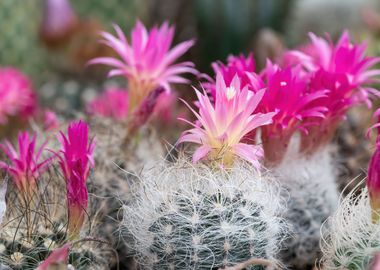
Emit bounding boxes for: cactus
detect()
[122,159,287,269]
[321,186,380,270]
[89,118,165,268]
[275,146,340,269]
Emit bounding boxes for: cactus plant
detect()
[122,160,287,269]
[275,144,339,269]
[320,186,380,270]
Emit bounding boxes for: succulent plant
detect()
[275,146,340,269]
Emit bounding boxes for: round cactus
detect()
[275,147,340,269]
[122,159,287,270]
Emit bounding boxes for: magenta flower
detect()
[0,67,37,124]
[86,88,129,121]
[285,31,380,107]
[300,68,368,153]
[57,120,95,239]
[178,72,276,168]
[0,132,51,196]
[367,113,380,223]
[89,21,196,112]
[368,143,380,223]
[37,244,70,270]
[259,61,327,164]
[207,54,256,99]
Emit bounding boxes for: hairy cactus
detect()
[89,118,165,268]
[122,159,287,270]
[275,146,340,269]
[321,186,380,270]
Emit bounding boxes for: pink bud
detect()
[57,120,95,239]
[129,87,165,133]
[37,244,70,270]
[368,143,380,223]
[369,252,380,270]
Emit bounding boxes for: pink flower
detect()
[300,69,363,153]
[37,243,70,270]
[285,31,380,107]
[43,109,59,131]
[40,0,77,46]
[0,67,37,124]
[207,54,256,99]
[89,21,196,112]
[0,132,52,195]
[151,90,178,124]
[259,61,327,163]
[57,120,95,239]
[86,88,129,120]
[178,72,276,168]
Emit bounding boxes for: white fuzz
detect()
[122,159,287,269]
[274,144,340,269]
[321,185,380,270]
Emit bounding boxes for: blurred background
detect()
[2,0,380,113]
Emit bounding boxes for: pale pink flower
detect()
[178,72,276,168]
[152,90,178,124]
[86,88,129,120]
[57,120,95,239]
[37,244,70,270]
[0,67,37,124]
[0,132,52,195]
[40,0,77,44]
[89,21,196,112]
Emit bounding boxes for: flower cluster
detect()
[178,72,275,168]
[89,21,196,114]
[0,67,37,124]
[284,31,380,152]
[187,31,380,165]
[57,120,95,239]
[195,55,328,165]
